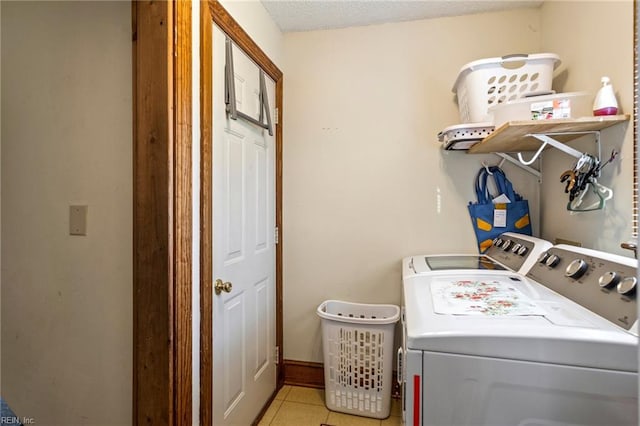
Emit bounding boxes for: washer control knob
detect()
[493,238,503,247]
[617,277,637,296]
[598,272,620,288]
[538,252,550,264]
[502,240,513,250]
[517,245,529,256]
[564,259,588,279]
[545,254,561,268]
[511,243,522,253]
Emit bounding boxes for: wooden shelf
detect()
[468,114,630,154]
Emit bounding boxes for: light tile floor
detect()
[259,386,402,426]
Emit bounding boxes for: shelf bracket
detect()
[494,153,542,181]
[517,131,601,166]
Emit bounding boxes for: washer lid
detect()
[404,255,507,279]
[424,255,507,272]
[403,272,638,372]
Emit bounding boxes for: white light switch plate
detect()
[69,205,88,236]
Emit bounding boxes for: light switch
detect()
[69,205,88,236]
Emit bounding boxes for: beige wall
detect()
[282,9,543,363]
[539,0,635,254]
[1,2,132,424]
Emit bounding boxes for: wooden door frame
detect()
[133,1,282,424]
[133,1,193,425]
[199,1,284,424]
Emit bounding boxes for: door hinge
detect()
[274,107,279,125]
[174,26,178,57]
[274,226,279,244]
[275,346,280,364]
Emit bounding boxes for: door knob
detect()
[621,242,637,259]
[214,279,233,295]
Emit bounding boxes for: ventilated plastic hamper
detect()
[453,53,561,123]
[317,300,400,419]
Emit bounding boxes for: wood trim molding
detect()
[200,0,284,423]
[133,2,173,423]
[133,1,192,425]
[199,0,213,425]
[275,74,284,385]
[174,1,193,424]
[283,360,401,398]
[283,360,325,389]
[207,0,282,82]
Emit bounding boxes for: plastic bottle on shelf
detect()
[593,76,619,116]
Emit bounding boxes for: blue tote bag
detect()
[468,166,532,253]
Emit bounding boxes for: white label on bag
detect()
[492,194,511,204]
[494,206,507,228]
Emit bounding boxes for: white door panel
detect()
[222,293,245,416]
[255,146,268,251]
[212,23,276,426]
[254,277,270,376]
[223,129,246,263]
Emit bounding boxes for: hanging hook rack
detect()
[493,153,542,181]
[481,155,508,176]
[225,37,274,136]
[516,131,601,165]
[482,159,503,175]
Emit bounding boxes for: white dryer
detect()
[400,244,638,426]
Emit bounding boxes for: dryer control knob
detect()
[538,252,550,264]
[493,238,503,247]
[598,271,620,288]
[517,245,529,256]
[511,243,522,253]
[502,240,513,250]
[617,277,637,295]
[565,259,588,279]
[545,254,561,268]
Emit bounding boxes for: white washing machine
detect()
[400,242,638,426]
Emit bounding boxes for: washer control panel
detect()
[526,245,638,331]
[485,234,550,273]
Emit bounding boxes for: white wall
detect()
[282,8,543,363]
[1,2,132,424]
[539,0,635,254]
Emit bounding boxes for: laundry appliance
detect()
[400,239,638,426]
[404,232,552,278]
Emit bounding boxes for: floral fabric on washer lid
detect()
[430,278,546,316]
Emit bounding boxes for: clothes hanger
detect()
[567,181,613,212]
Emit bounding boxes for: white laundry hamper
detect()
[317,300,400,419]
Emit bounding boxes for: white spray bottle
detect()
[593,76,619,116]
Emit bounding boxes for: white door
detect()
[212,25,277,426]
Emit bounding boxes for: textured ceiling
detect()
[261,0,544,32]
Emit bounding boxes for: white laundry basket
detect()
[317,300,400,419]
[453,53,561,123]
